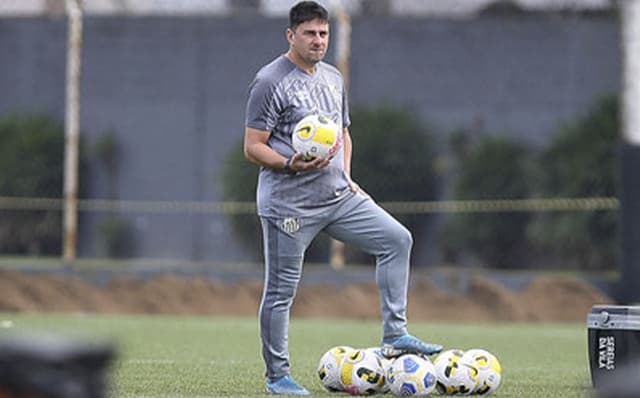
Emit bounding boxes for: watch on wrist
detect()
[283,156,296,175]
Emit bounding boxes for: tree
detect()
[0,114,66,254]
[442,133,534,268]
[528,95,619,269]
[93,130,134,258]
[349,105,441,202]
[220,138,261,261]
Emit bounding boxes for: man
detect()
[244,1,443,395]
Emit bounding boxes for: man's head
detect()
[287,1,330,68]
[289,1,329,31]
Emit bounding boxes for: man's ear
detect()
[286,28,294,44]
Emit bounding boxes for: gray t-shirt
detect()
[245,55,352,218]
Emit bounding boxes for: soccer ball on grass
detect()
[339,348,387,395]
[317,345,354,392]
[363,347,393,393]
[433,349,478,395]
[460,349,502,395]
[386,354,437,397]
[292,114,341,161]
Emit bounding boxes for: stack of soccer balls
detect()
[317,346,502,396]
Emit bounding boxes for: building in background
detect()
[0,0,613,17]
[0,0,620,264]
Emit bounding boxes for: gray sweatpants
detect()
[258,191,412,380]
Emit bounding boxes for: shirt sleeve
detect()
[245,75,282,132]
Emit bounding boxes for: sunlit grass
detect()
[0,313,594,397]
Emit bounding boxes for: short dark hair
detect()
[289,1,329,30]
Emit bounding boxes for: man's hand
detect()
[288,153,331,173]
[345,175,370,198]
[347,176,360,192]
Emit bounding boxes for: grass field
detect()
[0,313,594,397]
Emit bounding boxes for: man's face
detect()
[287,18,329,65]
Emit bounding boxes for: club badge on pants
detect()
[281,218,300,234]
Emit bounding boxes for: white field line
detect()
[122,359,245,365]
[124,359,176,365]
[115,395,232,398]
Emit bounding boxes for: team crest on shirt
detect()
[281,218,300,234]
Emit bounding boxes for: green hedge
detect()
[0,114,66,254]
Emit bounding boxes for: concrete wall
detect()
[0,12,620,262]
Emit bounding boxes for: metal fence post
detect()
[620,0,640,304]
[63,0,83,262]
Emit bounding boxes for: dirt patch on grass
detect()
[0,270,612,321]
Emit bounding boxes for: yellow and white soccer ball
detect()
[433,349,478,395]
[292,114,341,160]
[363,347,393,393]
[460,349,502,395]
[339,348,387,395]
[386,354,438,397]
[317,345,355,392]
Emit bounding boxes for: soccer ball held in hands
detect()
[292,114,342,161]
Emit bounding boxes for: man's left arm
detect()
[342,128,362,193]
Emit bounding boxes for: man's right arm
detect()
[244,127,288,169]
